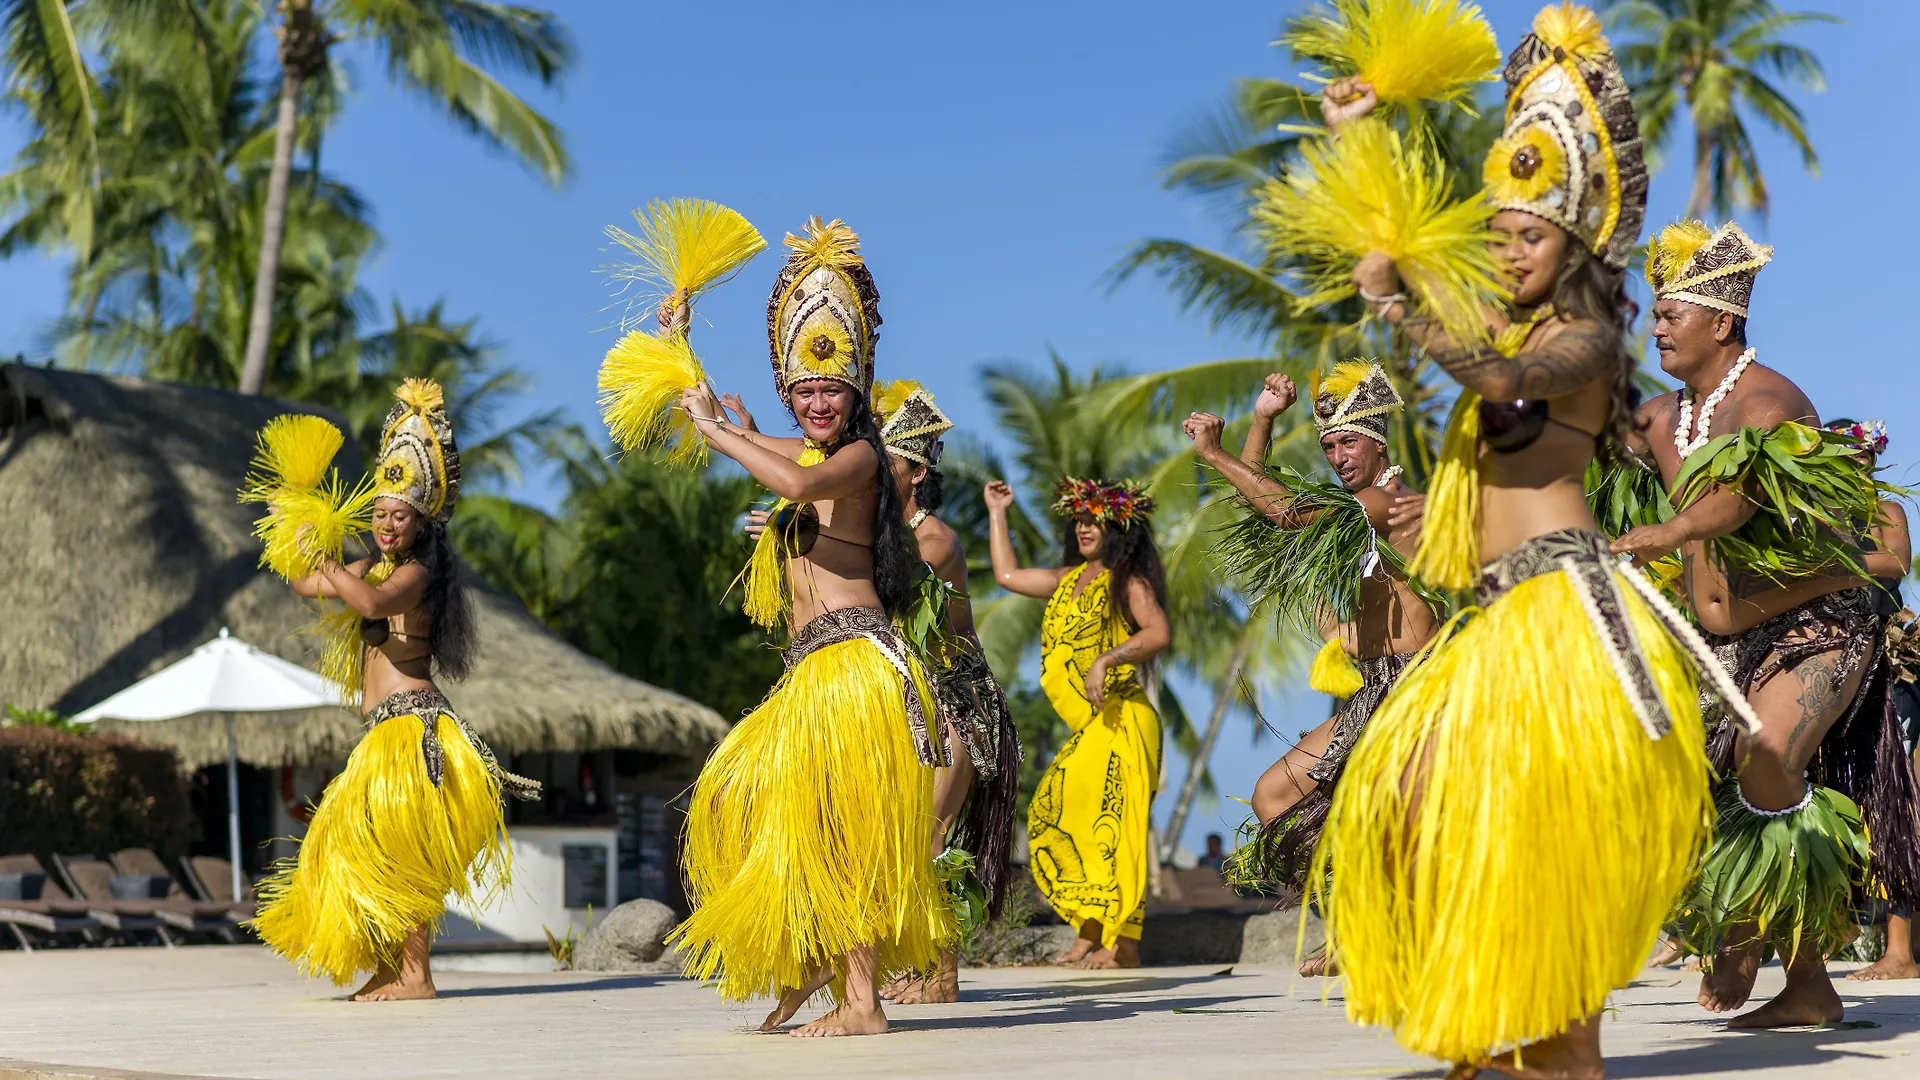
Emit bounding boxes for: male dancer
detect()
[1182,364,1435,975]
[1613,222,1917,1027]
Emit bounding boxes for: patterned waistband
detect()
[781,606,943,767]
[1477,528,1614,606]
[364,687,542,801]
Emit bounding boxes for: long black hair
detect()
[412,521,477,680]
[914,466,944,512]
[1548,236,1640,466]
[842,394,916,618]
[1059,518,1168,633]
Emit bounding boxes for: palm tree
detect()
[1605,0,1838,219]
[234,0,575,395]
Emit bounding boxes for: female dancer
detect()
[254,379,538,1001]
[985,476,1169,969]
[669,218,951,1037]
[1316,7,1743,1076]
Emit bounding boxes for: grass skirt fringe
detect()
[1314,570,1712,1063]
[252,712,509,984]
[670,638,953,1001]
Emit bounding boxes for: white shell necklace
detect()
[1674,347,1756,459]
[1373,465,1403,488]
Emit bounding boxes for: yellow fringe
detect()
[238,415,375,581]
[1311,569,1711,1062]
[873,378,922,420]
[605,198,766,303]
[1287,0,1500,110]
[1646,220,1714,293]
[1409,393,1482,591]
[1254,116,1505,345]
[669,638,951,1001]
[1319,359,1378,403]
[735,444,828,630]
[597,328,709,469]
[251,711,510,985]
[1309,636,1366,698]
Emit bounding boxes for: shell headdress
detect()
[1481,3,1647,270]
[766,217,882,404]
[1646,220,1774,318]
[374,378,461,523]
[1314,361,1405,446]
[875,379,954,467]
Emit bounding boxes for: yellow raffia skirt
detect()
[1314,562,1712,1063]
[252,709,510,985]
[670,637,953,1001]
[1027,690,1162,947]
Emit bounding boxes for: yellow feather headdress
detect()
[1285,0,1500,112]
[875,379,954,467]
[1255,116,1505,345]
[1313,360,1404,445]
[767,217,882,402]
[1646,220,1773,318]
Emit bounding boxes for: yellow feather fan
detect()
[1532,2,1609,63]
[1254,116,1506,345]
[1285,0,1500,111]
[1646,220,1714,294]
[1319,360,1377,403]
[1309,636,1366,698]
[874,379,923,421]
[238,415,375,582]
[605,198,766,331]
[598,329,709,469]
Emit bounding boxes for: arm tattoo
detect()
[1409,317,1617,400]
[1107,640,1144,663]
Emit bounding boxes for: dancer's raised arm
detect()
[984,480,1069,597]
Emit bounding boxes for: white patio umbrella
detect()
[74,628,347,901]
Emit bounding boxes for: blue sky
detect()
[0,1,1909,852]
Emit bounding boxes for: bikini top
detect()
[1479,398,1602,455]
[772,502,873,555]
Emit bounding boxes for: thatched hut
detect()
[0,363,728,917]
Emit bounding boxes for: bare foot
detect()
[1728,972,1844,1029]
[1698,940,1763,1013]
[889,953,959,1004]
[348,967,397,1001]
[760,966,835,1032]
[1068,939,1141,970]
[1054,938,1095,964]
[1298,946,1339,978]
[351,971,435,1001]
[1469,1016,1603,1080]
[1648,937,1684,968]
[878,972,917,1001]
[1846,955,1920,981]
[792,1000,888,1037]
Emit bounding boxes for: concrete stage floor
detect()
[0,946,1916,1078]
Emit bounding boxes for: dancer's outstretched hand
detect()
[1387,493,1426,529]
[1322,78,1378,131]
[680,382,721,424]
[1255,375,1297,418]
[1611,522,1686,567]
[983,480,1017,512]
[1182,412,1225,453]
[719,393,758,433]
[743,509,770,540]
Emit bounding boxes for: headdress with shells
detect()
[374,378,461,523]
[874,379,954,467]
[1481,4,1647,270]
[765,217,882,404]
[1646,220,1773,318]
[1313,361,1404,447]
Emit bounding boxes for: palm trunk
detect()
[237,68,301,395]
[1684,124,1713,221]
[1159,628,1256,865]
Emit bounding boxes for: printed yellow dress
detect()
[1027,565,1163,947]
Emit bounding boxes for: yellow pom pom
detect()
[246,414,344,493]
[1409,392,1483,591]
[606,198,767,303]
[597,329,709,469]
[1309,636,1366,698]
[394,377,444,414]
[1646,220,1714,293]
[1288,0,1500,111]
[874,379,923,421]
[1254,117,1505,345]
[1320,360,1378,403]
[1532,2,1609,62]
[237,414,374,581]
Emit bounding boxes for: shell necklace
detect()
[1674,347,1756,459]
[1373,465,1403,489]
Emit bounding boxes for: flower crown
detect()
[1051,477,1154,528]
[1828,420,1889,456]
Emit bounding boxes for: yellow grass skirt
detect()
[252,711,509,985]
[1314,568,1712,1063]
[670,637,952,1001]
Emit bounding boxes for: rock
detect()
[1237,907,1325,966]
[573,899,679,972]
[1137,911,1249,967]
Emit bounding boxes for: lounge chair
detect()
[0,854,98,951]
[51,854,170,945]
[177,855,257,924]
[110,849,243,942]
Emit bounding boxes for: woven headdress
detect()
[1481,4,1647,270]
[1052,478,1155,529]
[374,378,461,523]
[766,217,881,403]
[875,379,953,467]
[1314,361,1404,446]
[1646,220,1773,318]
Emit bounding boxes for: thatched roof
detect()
[0,363,729,770]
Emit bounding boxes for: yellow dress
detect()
[1027,565,1163,947]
